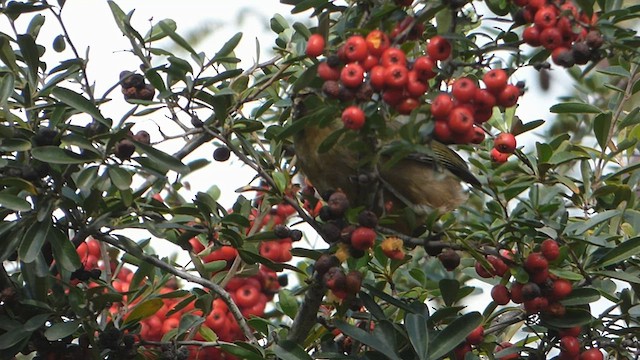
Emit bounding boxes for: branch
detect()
[286,278,326,345]
[95,233,259,345]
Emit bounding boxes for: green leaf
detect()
[51,87,108,126]
[158,20,197,56]
[405,312,429,360]
[19,219,52,263]
[209,32,242,63]
[0,192,31,211]
[108,166,132,191]
[592,270,640,284]
[44,320,80,341]
[16,34,40,83]
[439,279,460,307]
[598,236,640,268]
[597,66,630,78]
[334,319,401,360]
[561,287,601,306]
[49,228,81,272]
[133,141,189,174]
[540,308,593,328]
[278,289,298,319]
[593,112,612,150]
[123,298,164,325]
[291,0,328,14]
[565,209,620,235]
[31,146,100,164]
[273,340,313,360]
[550,102,601,114]
[428,312,483,360]
[0,36,20,74]
[145,19,177,42]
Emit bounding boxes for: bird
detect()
[292,98,481,234]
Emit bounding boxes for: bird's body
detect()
[293,115,480,232]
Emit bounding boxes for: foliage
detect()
[0,0,639,359]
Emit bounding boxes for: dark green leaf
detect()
[428,312,483,360]
[593,112,612,150]
[439,279,460,307]
[123,298,164,325]
[561,287,601,306]
[278,289,298,319]
[0,192,31,211]
[19,219,52,263]
[405,312,429,360]
[550,102,601,114]
[599,236,640,268]
[51,87,108,126]
[334,319,401,360]
[16,34,40,82]
[273,340,313,360]
[133,141,189,174]
[49,227,81,272]
[156,20,197,56]
[44,320,80,341]
[108,166,132,191]
[31,146,100,164]
[210,32,243,63]
[145,19,177,42]
[540,308,593,328]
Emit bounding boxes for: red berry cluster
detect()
[491,132,517,163]
[431,69,521,145]
[516,0,603,67]
[308,30,454,130]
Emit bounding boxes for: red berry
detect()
[580,349,604,360]
[235,284,261,308]
[541,239,560,261]
[433,120,453,143]
[413,56,437,80]
[524,252,548,274]
[447,106,474,134]
[406,70,429,97]
[306,34,325,57]
[497,84,520,108]
[523,26,542,47]
[482,69,508,95]
[427,35,451,61]
[451,77,478,103]
[552,278,573,300]
[475,261,494,278]
[474,88,497,110]
[340,63,365,88]
[341,106,366,130]
[365,30,390,57]
[491,284,511,305]
[560,336,581,357]
[384,64,409,88]
[494,133,517,153]
[524,296,549,314]
[359,54,379,72]
[431,93,454,118]
[396,97,420,115]
[382,88,404,106]
[317,61,340,81]
[491,148,510,163]
[495,342,519,360]
[380,47,407,67]
[351,226,377,250]
[344,35,369,62]
[487,254,509,276]
[466,325,485,345]
[454,342,471,360]
[534,6,558,29]
[540,27,563,51]
[510,282,524,303]
[470,126,485,144]
[369,65,387,90]
[559,326,582,338]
